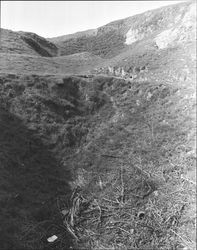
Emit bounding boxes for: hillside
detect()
[0,29,41,56]
[48,29,97,43]
[0,1,196,250]
[0,29,104,75]
[49,1,194,58]
[19,31,59,57]
[0,67,196,249]
[0,51,104,75]
[0,28,59,57]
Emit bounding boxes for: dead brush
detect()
[59,152,196,250]
[60,163,159,249]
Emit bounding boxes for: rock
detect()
[125,28,145,45]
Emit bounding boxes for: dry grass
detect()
[0,72,195,249]
[60,75,196,250]
[63,157,195,249]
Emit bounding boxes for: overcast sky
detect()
[1,1,183,38]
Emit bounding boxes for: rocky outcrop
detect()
[154,2,196,49]
[125,28,145,45]
[93,65,148,80]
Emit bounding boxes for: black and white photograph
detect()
[0,0,196,249]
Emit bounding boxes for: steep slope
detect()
[0,66,195,249]
[49,1,194,58]
[0,29,40,56]
[0,28,58,57]
[19,31,59,57]
[0,74,91,250]
[0,107,73,250]
[0,1,196,249]
[91,0,196,81]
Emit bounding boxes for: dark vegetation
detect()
[0,29,58,57]
[0,74,104,249]
[0,29,40,56]
[0,108,73,250]
[0,1,196,249]
[50,1,191,59]
[48,28,97,43]
[59,30,125,58]
[0,71,195,249]
[20,33,58,57]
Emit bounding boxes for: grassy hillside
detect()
[48,29,97,43]
[0,52,105,75]
[57,29,125,58]
[50,1,193,58]
[0,1,196,249]
[0,70,195,249]
[54,52,105,74]
[96,41,196,83]
[68,75,196,249]
[0,28,58,57]
[19,31,59,57]
[0,29,40,56]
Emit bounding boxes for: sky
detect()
[1,1,184,38]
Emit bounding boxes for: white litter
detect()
[61,209,69,216]
[153,190,159,196]
[47,235,58,243]
[130,229,134,234]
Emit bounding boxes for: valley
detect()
[0,1,196,249]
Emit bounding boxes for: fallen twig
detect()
[64,221,78,241]
[170,229,194,249]
[101,154,122,159]
[120,165,125,204]
[102,197,120,204]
